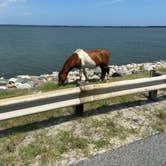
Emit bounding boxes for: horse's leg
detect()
[100,64,109,80]
[106,66,110,80]
[79,68,87,81]
[79,68,83,81]
[83,68,89,81]
[100,65,107,80]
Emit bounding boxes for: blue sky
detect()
[0,0,165,26]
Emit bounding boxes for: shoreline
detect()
[1,24,166,28]
[0,60,166,91]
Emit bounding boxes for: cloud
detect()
[102,0,125,5]
[22,11,32,16]
[111,0,124,4]
[0,0,26,8]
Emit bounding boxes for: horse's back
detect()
[85,49,110,66]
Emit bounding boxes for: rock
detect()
[1,60,166,91]
[8,78,17,84]
[17,75,31,79]
[16,77,27,83]
[52,71,59,79]
[67,78,75,83]
[90,75,100,80]
[143,64,154,71]
[109,68,116,76]
[15,82,32,89]
[112,72,122,77]
[132,69,140,74]
[73,70,80,76]
[0,80,7,86]
[87,69,94,77]
[46,76,55,81]
[94,67,101,75]
[6,76,36,89]
[0,86,7,90]
[38,76,48,82]
[26,81,35,87]
[6,83,16,88]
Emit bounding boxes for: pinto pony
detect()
[58,49,110,84]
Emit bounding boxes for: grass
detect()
[0,70,150,129]
[1,66,165,99]
[0,70,156,130]
[90,119,138,141]
[38,82,59,92]
[0,101,165,165]
[153,109,166,132]
[0,89,33,100]
[158,67,166,73]
[0,68,165,165]
[109,71,150,82]
[0,106,74,129]
[0,70,151,99]
[0,130,89,165]
[92,139,110,149]
[0,115,140,165]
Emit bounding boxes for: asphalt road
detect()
[69,133,166,166]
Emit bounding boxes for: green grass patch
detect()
[158,67,166,73]
[0,133,26,166]
[0,106,74,130]
[0,71,149,129]
[153,109,166,132]
[0,70,151,100]
[38,82,59,92]
[104,120,137,140]
[0,130,89,165]
[90,118,138,141]
[0,89,32,99]
[0,68,165,165]
[109,71,150,82]
[93,139,110,149]
[18,130,89,165]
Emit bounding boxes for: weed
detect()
[93,139,110,149]
[153,109,166,132]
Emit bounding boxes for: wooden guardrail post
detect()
[75,104,84,116]
[148,70,162,101]
[75,82,84,116]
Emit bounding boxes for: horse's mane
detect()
[61,53,78,73]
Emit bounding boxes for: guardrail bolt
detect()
[75,82,85,116]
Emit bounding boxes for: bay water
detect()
[0,25,166,77]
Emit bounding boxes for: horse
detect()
[58,49,110,84]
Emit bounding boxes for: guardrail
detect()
[0,71,166,121]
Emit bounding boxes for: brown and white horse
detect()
[58,49,110,84]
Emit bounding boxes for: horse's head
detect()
[58,70,67,85]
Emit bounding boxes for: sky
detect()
[0,0,165,26]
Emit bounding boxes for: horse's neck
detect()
[62,54,80,75]
[63,61,75,75]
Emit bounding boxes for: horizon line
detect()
[0,24,166,28]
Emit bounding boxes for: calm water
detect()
[0,25,166,77]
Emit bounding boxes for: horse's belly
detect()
[83,61,96,68]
